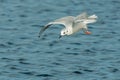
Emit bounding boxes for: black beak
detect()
[59,35,62,39]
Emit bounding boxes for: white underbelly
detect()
[72,24,83,34]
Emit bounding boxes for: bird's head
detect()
[59,29,68,38]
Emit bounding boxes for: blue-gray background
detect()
[0,0,120,80]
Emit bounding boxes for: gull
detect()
[38,12,97,38]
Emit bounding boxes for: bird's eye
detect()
[63,32,65,34]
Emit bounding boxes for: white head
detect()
[59,28,69,38]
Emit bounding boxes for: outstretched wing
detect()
[38,24,52,37]
[38,16,74,37]
[51,16,74,28]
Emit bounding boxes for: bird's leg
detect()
[83,28,91,35]
[85,30,91,35]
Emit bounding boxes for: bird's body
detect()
[72,22,85,34]
[39,12,97,38]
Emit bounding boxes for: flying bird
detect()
[38,12,97,38]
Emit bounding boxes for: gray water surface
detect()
[0,0,120,80]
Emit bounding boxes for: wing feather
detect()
[38,16,74,37]
[38,24,52,37]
